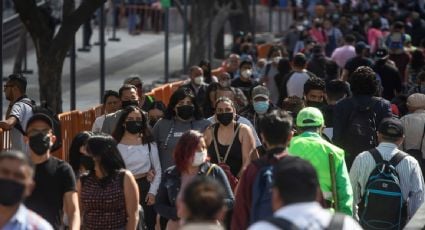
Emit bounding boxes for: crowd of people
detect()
[2,0,425,229]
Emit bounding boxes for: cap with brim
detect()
[253,94,269,100]
[296,107,324,127]
[378,118,403,138]
[26,113,53,131]
[251,85,270,100]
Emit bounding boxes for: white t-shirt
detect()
[91,115,106,132]
[286,71,310,98]
[117,143,162,195]
[249,202,362,230]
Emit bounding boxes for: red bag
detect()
[218,163,239,190]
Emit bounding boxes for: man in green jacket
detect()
[288,107,353,216]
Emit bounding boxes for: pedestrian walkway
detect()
[2,27,232,112]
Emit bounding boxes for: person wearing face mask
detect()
[0,150,53,230]
[101,84,141,134]
[204,97,257,180]
[124,75,156,111]
[261,46,285,105]
[199,59,218,84]
[24,114,80,230]
[180,66,209,116]
[155,130,234,230]
[69,131,95,179]
[240,86,279,135]
[231,60,259,100]
[148,101,166,128]
[216,72,248,112]
[303,77,327,109]
[77,134,140,230]
[153,88,211,172]
[113,106,162,230]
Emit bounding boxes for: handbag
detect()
[212,123,241,190]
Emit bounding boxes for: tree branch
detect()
[13,0,53,54]
[49,0,105,60]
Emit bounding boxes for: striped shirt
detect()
[349,142,425,219]
[400,109,425,158]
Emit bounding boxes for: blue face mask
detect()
[253,101,269,114]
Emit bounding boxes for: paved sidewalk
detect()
[2,28,191,112]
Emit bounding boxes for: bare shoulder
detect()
[239,123,252,133]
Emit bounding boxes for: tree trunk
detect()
[214,27,225,59]
[228,0,251,35]
[188,0,215,66]
[13,0,106,114]
[189,0,244,66]
[13,29,27,73]
[37,57,64,113]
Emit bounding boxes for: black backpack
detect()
[342,98,379,168]
[265,212,346,230]
[359,148,407,230]
[15,98,62,152]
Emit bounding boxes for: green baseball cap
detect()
[296,107,324,128]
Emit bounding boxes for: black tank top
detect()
[208,123,243,177]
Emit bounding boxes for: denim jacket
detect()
[155,162,234,221]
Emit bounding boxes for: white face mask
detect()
[192,151,207,166]
[241,69,252,79]
[193,75,204,85]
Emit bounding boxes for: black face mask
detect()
[0,178,25,206]
[121,100,139,109]
[80,155,95,171]
[176,105,194,120]
[125,121,143,134]
[29,133,51,156]
[306,101,326,109]
[216,112,234,126]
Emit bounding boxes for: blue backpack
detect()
[359,148,408,230]
[250,158,275,224]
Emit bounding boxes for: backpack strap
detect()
[389,152,408,168]
[326,213,345,230]
[369,148,384,164]
[265,216,298,230]
[212,123,241,163]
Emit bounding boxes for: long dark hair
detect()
[164,88,203,120]
[112,106,154,144]
[69,131,93,175]
[86,134,126,177]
